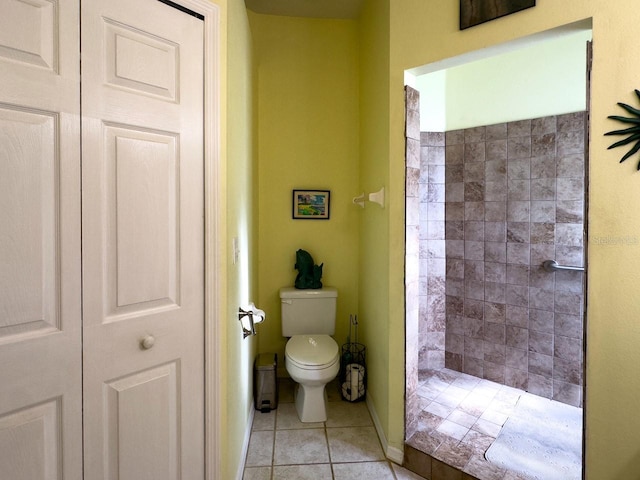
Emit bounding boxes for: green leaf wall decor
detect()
[606,89,640,170]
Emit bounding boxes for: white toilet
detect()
[280,286,339,422]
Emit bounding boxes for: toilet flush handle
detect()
[281,300,293,305]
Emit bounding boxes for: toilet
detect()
[280,287,339,422]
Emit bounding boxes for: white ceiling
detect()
[244,0,364,19]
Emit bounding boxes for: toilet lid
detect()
[286,335,338,367]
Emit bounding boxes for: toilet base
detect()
[294,383,329,422]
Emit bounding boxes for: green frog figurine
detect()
[294,249,323,289]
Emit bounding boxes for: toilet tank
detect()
[280,287,338,336]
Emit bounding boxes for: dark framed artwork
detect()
[292,190,330,219]
[460,0,535,30]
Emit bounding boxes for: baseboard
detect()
[366,395,404,465]
[235,404,256,480]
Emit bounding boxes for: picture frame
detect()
[460,0,535,30]
[292,190,330,220]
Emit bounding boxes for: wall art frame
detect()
[460,0,535,30]
[292,189,330,219]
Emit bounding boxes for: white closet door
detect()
[0,1,82,479]
[81,0,205,479]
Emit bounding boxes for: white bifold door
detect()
[0,0,205,479]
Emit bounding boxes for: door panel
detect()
[0,0,82,479]
[82,0,204,478]
[0,398,62,480]
[0,106,59,337]
[105,363,180,480]
[0,0,57,71]
[105,124,180,319]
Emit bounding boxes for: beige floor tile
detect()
[326,400,373,428]
[252,410,276,431]
[245,430,274,467]
[273,428,329,465]
[242,466,271,480]
[327,426,385,462]
[276,402,323,430]
[273,464,333,479]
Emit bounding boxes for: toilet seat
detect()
[285,334,338,370]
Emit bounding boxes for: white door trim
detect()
[165,1,223,478]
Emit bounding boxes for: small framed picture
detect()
[292,190,330,220]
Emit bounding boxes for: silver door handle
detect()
[542,260,585,272]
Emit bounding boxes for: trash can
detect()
[254,353,278,412]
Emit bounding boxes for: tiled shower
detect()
[415,113,586,408]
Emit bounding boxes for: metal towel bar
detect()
[542,260,585,273]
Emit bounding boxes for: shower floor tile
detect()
[407,367,583,480]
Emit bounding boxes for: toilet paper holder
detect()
[238,303,266,339]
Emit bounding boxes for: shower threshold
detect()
[404,367,583,480]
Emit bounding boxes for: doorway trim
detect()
[170,0,223,478]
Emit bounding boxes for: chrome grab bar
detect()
[542,260,585,273]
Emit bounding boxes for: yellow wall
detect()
[249,13,360,371]
[230,1,640,477]
[386,0,640,477]
[222,0,257,478]
[413,29,592,131]
[357,0,394,450]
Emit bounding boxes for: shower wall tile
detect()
[422,131,446,146]
[465,126,486,143]
[531,155,556,179]
[407,139,422,172]
[508,119,531,137]
[528,373,552,398]
[532,133,556,157]
[484,202,506,221]
[507,159,530,179]
[532,116,556,135]
[425,146,446,165]
[484,283,505,304]
[529,308,554,333]
[485,242,506,263]
[556,200,583,223]
[407,167,420,197]
[485,262,506,283]
[486,140,507,162]
[445,144,464,164]
[557,154,584,178]
[530,201,555,222]
[531,178,556,200]
[484,302,506,323]
[555,271,583,294]
[506,243,530,265]
[446,129,465,145]
[506,305,529,328]
[556,130,584,156]
[505,347,528,371]
[506,264,529,286]
[486,122,507,140]
[553,380,581,407]
[426,112,585,406]
[505,367,528,390]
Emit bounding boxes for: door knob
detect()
[140,335,155,350]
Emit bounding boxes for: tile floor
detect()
[243,378,426,480]
[406,368,583,480]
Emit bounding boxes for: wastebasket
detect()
[254,353,278,412]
